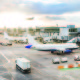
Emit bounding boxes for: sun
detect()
[0,12,54,28]
[0,12,27,28]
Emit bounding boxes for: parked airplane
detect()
[25,34,79,54]
[4,32,27,43]
[26,17,34,20]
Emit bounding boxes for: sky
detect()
[0,0,80,28]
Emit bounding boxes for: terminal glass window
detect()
[69,28,77,32]
[36,29,40,32]
[44,28,59,33]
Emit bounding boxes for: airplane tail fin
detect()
[27,34,39,45]
[4,32,9,39]
[25,34,39,48]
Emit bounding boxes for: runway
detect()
[0,44,80,80]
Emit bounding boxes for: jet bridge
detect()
[67,37,80,47]
[67,37,80,43]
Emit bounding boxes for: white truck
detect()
[74,55,80,61]
[61,57,68,63]
[15,58,31,73]
[52,57,60,64]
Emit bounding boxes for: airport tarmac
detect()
[0,44,80,80]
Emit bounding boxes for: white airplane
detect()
[4,32,27,42]
[26,17,34,20]
[25,34,79,54]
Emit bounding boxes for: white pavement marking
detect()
[0,51,10,63]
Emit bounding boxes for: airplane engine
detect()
[51,49,72,54]
[58,49,72,54]
[64,49,72,53]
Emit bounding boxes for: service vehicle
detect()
[0,42,2,45]
[74,55,80,61]
[2,43,7,46]
[61,57,68,63]
[7,42,12,46]
[52,57,60,64]
[15,57,31,73]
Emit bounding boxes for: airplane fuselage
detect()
[32,43,78,51]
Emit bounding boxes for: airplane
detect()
[26,17,34,20]
[4,32,27,43]
[25,34,79,55]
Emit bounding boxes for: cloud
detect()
[27,0,62,4]
[62,12,80,23]
[45,16,65,20]
[0,0,80,15]
[0,0,80,27]
[29,2,80,14]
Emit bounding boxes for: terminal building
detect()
[67,25,75,28]
[31,25,80,42]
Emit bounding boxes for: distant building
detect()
[67,25,75,28]
[34,27,60,37]
[0,31,3,34]
[31,26,80,42]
